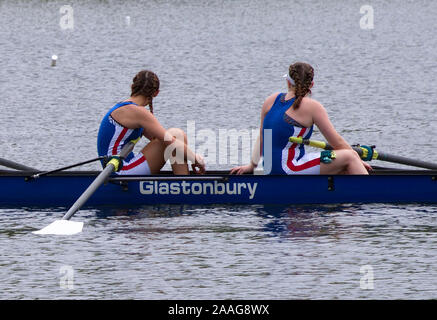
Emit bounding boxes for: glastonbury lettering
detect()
[139,181,258,200]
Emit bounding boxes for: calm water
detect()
[1,0,437,299]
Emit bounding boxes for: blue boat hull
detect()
[1,170,437,206]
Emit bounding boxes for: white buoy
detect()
[125,16,131,26]
[51,55,58,67]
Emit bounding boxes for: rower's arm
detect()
[312,102,352,150]
[250,134,261,167]
[141,128,155,141]
[118,106,198,163]
[230,93,278,174]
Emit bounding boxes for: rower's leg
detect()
[141,128,190,175]
[166,128,190,175]
[320,149,368,175]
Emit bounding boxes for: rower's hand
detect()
[230,163,255,175]
[192,154,205,174]
[362,160,373,172]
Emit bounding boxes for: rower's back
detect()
[263,93,321,175]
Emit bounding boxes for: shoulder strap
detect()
[116,101,138,107]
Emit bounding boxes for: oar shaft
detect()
[61,141,136,221]
[289,137,437,170]
[62,164,114,220]
[31,157,105,179]
[376,152,437,170]
[292,138,366,157]
[290,137,332,150]
[0,158,37,171]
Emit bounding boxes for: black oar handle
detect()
[29,157,106,179]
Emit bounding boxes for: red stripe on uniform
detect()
[121,156,146,171]
[287,147,320,171]
[286,128,320,172]
[112,128,128,155]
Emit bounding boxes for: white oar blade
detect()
[33,220,84,235]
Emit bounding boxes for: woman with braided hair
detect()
[230,62,370,175]
[98,70,205,175]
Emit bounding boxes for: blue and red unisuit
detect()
[262,93,321,175]
[97,101,150,175]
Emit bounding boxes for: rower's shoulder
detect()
[111,103,154,124]
[262,92,281,114]
[265,92,281,104]
[301,96,324,110]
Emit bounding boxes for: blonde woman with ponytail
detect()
[97,70,205,175]
[231,62,370,175]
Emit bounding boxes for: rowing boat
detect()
[2,140,433,235]
[1,167,437,206]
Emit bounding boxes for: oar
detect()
[28,156,106,180]
[33,140,137,235]
[0,157,38,171]
[289,137,437,170]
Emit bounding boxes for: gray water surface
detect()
[1,0,437,299]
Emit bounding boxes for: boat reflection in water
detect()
[91,203,361,239]
[255,204,355,239]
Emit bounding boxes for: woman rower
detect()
[97,70,205,175]
[230,62,370,175]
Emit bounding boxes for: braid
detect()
[288,62,314,110]
[131,70,160,113]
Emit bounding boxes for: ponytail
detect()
[288,62,314,109]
